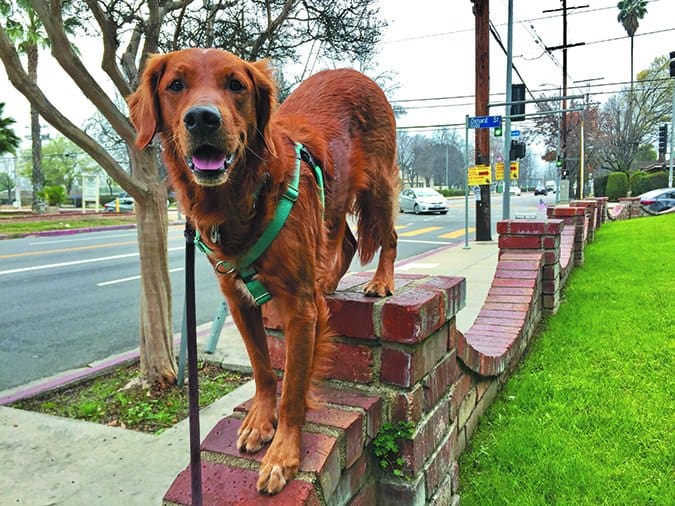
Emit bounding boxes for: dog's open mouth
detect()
[189,146,235,179]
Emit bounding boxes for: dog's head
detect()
[127,48,277,186]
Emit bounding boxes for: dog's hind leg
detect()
[318,219,357,293]
[357,162,399,297]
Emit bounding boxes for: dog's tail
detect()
[306,292,336,410]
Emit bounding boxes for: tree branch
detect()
[0,24,143,194]
[29,0,136,144]
[85,0,132,97]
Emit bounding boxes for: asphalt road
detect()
[0,192,553,390]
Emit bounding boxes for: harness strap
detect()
[195,142,323,306]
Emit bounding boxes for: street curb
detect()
[0,223,137,240]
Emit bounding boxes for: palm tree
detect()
[617,0,648,90]
[3,1,50,212]
[0,102,20,156]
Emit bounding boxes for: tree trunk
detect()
[131,149,177,390]
[27,43,45,213]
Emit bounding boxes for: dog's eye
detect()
[228,79,243,92]
[168,79,184,92]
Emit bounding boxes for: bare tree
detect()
[0,0,385,390]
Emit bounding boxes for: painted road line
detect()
[399,226,443,237]
[28,231,139,245]
[398,239,453,245]
[97,267,184,287]
[439,227,475,239]
[394,224,410,230]
[0,240,138,259]
[0,246,184,276]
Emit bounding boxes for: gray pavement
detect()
[0,239,498,505]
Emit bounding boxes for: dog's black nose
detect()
[184,106,221,137]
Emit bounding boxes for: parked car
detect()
[639,188,675,213]
[534,185,547,196]
[399,188,448,214]
[508,185,522,196]
[104,197,135,213]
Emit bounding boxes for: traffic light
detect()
[670,51,675,78]
[555,154,563,167]
[494,126,503,137]
[511,83,526,122]
[659,125,668,155]
[510,140,526,159]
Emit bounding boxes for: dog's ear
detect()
[127,54,167,150]
[248,59,278,156]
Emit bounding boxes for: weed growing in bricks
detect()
[372,420,415,477]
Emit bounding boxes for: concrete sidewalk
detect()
[0,240,498,504]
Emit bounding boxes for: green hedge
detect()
[606,172,629,201]
[630,171,669,196]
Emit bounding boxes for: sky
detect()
[1,0,674,152]
[375,0,675,132]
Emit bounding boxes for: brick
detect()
[201,417,340,499]
[164,460,321,506]
[428,473,455,506]
[457,385,477,428]
[381,289,445,343]
[485,294,532,304]
[494,268,539,280]
[305,405,364,468]
[329,340,376,383]
[328,452,371,506]
[336,274,369,292]
[314,385,383,440]
[391,384,425,425]
[498,235,542,249]
[416,276,466,319]
[377,476,425,505]
[327,292,379,340]
[266,332,286,371]
[497,220,563,235]
[423,350,460,411]
[491,277,537,289]
[424,426,456,497]
[380,328,448,387]
[399,399,450,476]
[347,479,377,506]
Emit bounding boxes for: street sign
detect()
[495,161,519,180]
[468,164,492,186]
[511,129,521,137]
[468,115,502,129]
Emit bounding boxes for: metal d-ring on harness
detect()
[194,142,324,305]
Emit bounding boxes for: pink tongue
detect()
[192,155,227,171]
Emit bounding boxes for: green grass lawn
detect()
[0,215,136,237]
[459,214,674,505]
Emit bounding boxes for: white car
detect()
[508,185,522,196]
[399,188,448,214]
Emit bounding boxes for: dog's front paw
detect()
[256,432,301,494]
[363,279,393,297]
[237,397,277,453]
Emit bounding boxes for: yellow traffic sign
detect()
[495,161,519,180]
[468,164,491,186]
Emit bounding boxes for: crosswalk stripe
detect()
[439,227,475,239]
[399,226,443,237]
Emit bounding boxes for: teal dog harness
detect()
[195,142,324,306]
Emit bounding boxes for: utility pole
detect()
[543,1,587,199]
[473,0,491,241]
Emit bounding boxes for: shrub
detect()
[630,171,669,196]
[606,172,629,201]
[437,188,466,197]
[37,185,67,206]
[594,174,608,197]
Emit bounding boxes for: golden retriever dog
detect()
[128,48,398,494]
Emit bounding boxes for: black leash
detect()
[184,219,203,506]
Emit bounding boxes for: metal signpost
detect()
[465,114,502,248]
